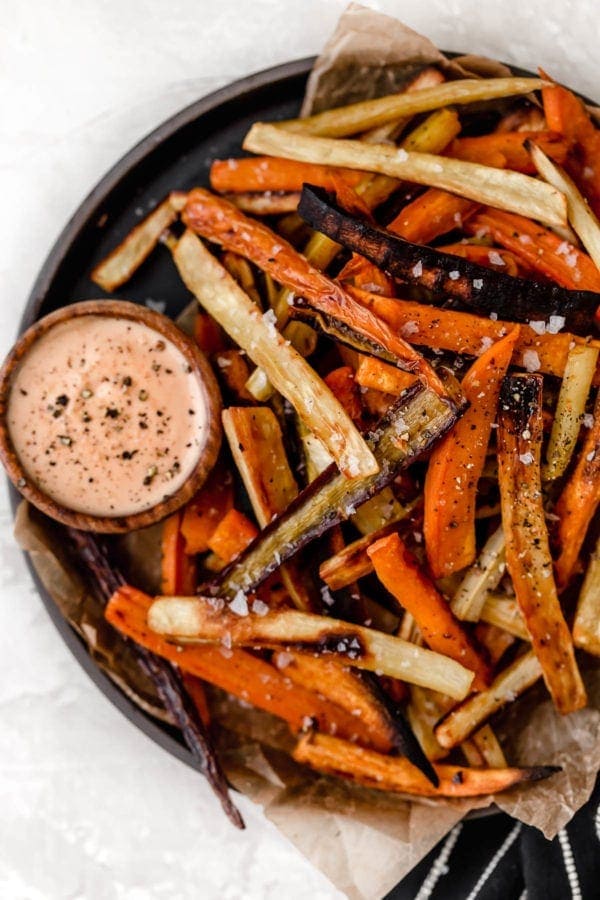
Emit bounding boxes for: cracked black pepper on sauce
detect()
[7,316,207,516]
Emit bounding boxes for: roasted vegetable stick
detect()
[161,512,197,595]
[181,190,445,394]
[206,508,259,563]
[245,124,566,228]
[105,585,379,747]
[337,253,395,296]
[435,650,543,749]
[172,229,379,478]
[388,189,478,244]
[424,328,519,578]
[468,725,508,768]
[497,375,586,713]
[293,731,558,797]
[572,537,600,656]
[323,367,363,422]
[553,391,600,589]
[543,345,599,480]
[479,595,529,642]
[211,382,459,598]
[450,527,506,622]
[320,517,416,591]
[448,131,568,174]
[348,287,600,380]
[437,243,520,277]
[210,157,367,193]
[355,356,416,395]
[407,686,453,761]
[91,192,187,292]
[147,599,475,699]
[474,622,515,667]
[367,533,491,690]
[276,77,546,138]
[214,350,254,401]
[225,192,301,215]
[297,187,597,334]
[180,463,234,554]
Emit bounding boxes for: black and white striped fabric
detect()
[387,775,600,899]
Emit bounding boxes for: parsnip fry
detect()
[245,124,566,227]
[543,344,599,481]
[276,77,546,138]
[450,526,506,622]
[479,595,529,642]
[91,192,186,291]
[470,725,508,769]
[293,732,558,798]
[497,374,586,714]
[435,650,543,749]
[148,599,475,699]
[320,520,406,591]
[225,192,301,215]
[172,230,377,479]
[529,142,600,273]
[573,537,600,656]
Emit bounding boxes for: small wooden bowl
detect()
[0,300,222,532]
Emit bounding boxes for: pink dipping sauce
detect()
[7,315,208,517]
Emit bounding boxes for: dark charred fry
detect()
[66,528,244,830]
[208,380,461,599]
[297,186,600,335]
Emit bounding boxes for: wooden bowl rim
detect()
[0,298,222,532]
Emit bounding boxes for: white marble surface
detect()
[1,2,598,897]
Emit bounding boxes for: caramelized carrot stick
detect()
[367,532,491,690]
[448,131,568,174]
[355,355,417,395]
[387,188,479,244]
[161,512,197,595]
[337,252,395,296]
[424,328,520,577]
[465,209,600,292]
[323,366,363,422]
[210,157,366,194]
[437,242,520,277]
[105,585,381,747]
[180,462,235,554]
[497,374,586,714]
[182,189,445,394]
[553,391,600,589]
[206,508,259,564]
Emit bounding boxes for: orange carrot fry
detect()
[210,157,367,194]
[424,327,520,577]
[348,287,600,381]
[497,374,587,714]
[367,533,491,691]
[182,189,445,394]
[388,188,479,244]
[465,209,600,292]
[161,512,197,595]
[437,242,520,277]
[355,355,417,395]
[323,366,363,422]
[105,585,378,746]
[474,622,516,667]
[337,252,395,296]
[553,391,600,589]
[448,131,569,174]
[182,674,211,725]
[213,350,254,401]
[194,311,227,354]
[207,508,259,564]
[180,463,235,554]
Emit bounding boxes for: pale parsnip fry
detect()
[244,124,567,228]
[148,599,475,699]
[350,487,406,536]
[435,650,543,749]
[225,192,301,214]
[529,142,600,272]
[91,192,187,291]
[543,344,599,481]
[573,537,600,656]
[293,732,557,797]
[479,595,529,642]
[320,514,414,592]
[471,726,508,769]
[172,230,378,479]
[497,375,587,714]
[277,77,546,138]
[450,526,506,622]
[407,685,454,762]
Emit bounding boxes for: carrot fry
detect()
[424,327,519,577]
[350,287,600,381]
[182,674,211,726]
[207,508,259,564]
[465,209,600,293]
[448,131,568,174]
[224,192,301,215]
[388,188,478,244]
[474,622,515,667]
[337,252,395,296]
[214,350,254,401]
[161,512,197,595]
[181,190,445,394]
[105,585,377,746]
[497,374,587,714]
[553,391,600,589]
[367,533,491,691]
[355,356,417,395]
[180,462,234,554]
[194,311,227,354]
[293,731,558,797]
[572,536,600,655]
[323,367,363,422]
[437,242,520,277]
[210,157,367,194]
[320,519,409,591]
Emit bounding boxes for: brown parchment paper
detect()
[13,7,600,898]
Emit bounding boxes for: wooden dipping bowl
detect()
[0,299,222,532]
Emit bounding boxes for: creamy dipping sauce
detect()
[7,315,208,517]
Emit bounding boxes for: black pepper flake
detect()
[143,465,158,486]
[151,362,161,373]
[155,340,166,351]
[138,390,148,401]
[55,394,69,407]
[188,409,195,415]
[19,389,28,396]
[122,376,132,387]
[451,771,464,784]
[122,450,138,460]
[52,409,63,419]
[139,420,148,430]
[105,408,119,419]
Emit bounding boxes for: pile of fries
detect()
[92,65,600,819]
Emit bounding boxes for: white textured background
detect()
[1,2,597,897]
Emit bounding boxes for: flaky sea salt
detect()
[488,250,505,266]
[229,591,249,616]
[519,452,534,466]
[396,148,409,162]
[473,278,483,289]
[528,320,546,335]
[522,349,541,372]
[547,315,566,334]
[251,598,269,617]
[401,320,419,337]
[412,260,423,277]
[448,270,460,281]
[583,413,595,428]
[262,308,278,337]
